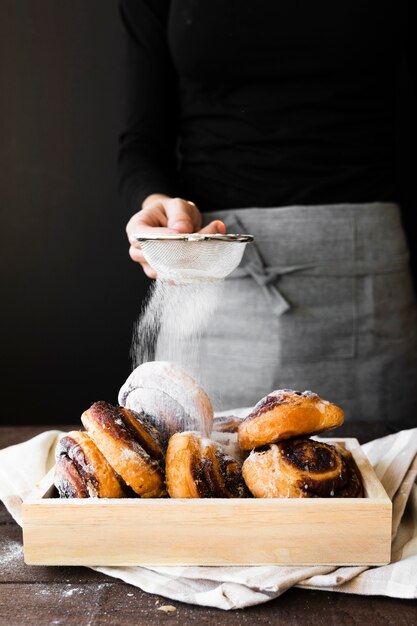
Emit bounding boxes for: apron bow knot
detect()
[224,213,314,316]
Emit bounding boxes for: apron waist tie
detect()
[232,262,314,315]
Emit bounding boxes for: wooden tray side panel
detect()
[22,498,391,566]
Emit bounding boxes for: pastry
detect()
[238,389,344,450]
[118,361,214,441]
[54,430,125,498]
[335,445,364,498]
[210,430,248,463]
[213,415,243,433]
[81,401,166,498]
[212,416,248,462]
[242,437,362,498]
[165,431,246,498]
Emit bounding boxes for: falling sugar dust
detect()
[130,233,253,411]
[131,278,224,391]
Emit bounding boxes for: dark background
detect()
[1,1,416,426]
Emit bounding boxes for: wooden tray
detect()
[22,438,392,567]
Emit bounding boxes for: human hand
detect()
[126,194,226,278]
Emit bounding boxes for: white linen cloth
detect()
[0,424,416,610]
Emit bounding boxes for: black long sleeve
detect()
[118,0,412,214]
[406,0,416,95]
[118,0,181,214]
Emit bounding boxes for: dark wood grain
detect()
[1,424,415,626]
[0,578,416,626]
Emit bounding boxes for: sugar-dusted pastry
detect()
[54,430,125,498]
[210,415,248,462]
[242,437,362,498]
[210,430,248,463]
[238,389,344,450]
[213,415,244,434]
[118,361,214,440]
[81,401,166,498]
[165,432,246,498]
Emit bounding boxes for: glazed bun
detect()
[165,432,246,498]
[54,430,125,498]
[212,415,244,434]
[242,438,362,498]
[81,401,166,498]
[118,361,214,441]
[238,389,344,450]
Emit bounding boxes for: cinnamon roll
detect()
[242,438,362,498]
[54,430,125,498]
[165,432,246,498]
[336,446,364,498]
[238,389,344,450]
[81,401,166,498]
[118,361,214,442]
[213,415,243,434]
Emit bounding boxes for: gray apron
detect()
[196,202,417,428]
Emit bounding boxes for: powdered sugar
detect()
[119,361,213,437]
[120,447,138,460]
[0,539,23,565]
[131,280,223,379]
[127,242,244,433]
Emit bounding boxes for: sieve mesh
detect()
[133,233,253,281]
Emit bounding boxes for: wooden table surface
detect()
[1,423,416,626]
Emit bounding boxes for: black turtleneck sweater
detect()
[118,0,414,213]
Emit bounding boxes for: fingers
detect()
[127,216,227,278]
[164,198,201,233]
[127,221,177,242]
[126,208,176,278]
[125,196,205,278]
[199,220,227,235]
[143,264,157,279]
[126,197,201,243]
[128,245,157,279]
[128,245,146,264]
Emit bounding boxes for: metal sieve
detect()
[133,233,254,281]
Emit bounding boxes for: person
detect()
[118,0,417,427]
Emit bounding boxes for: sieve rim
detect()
[132,233,254,243]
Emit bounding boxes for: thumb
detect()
[165,199,197,233]
[199,220,227,235]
